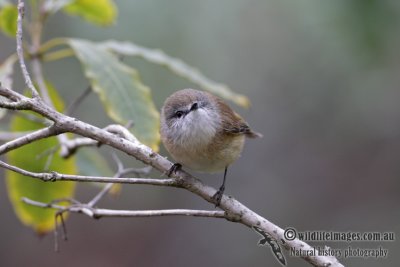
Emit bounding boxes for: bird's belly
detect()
[170,135,245,173]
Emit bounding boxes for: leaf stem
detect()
[42,48,75,62]
[39,38,69,53]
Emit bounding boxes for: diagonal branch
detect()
[0,89,344,266]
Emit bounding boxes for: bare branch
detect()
[0,159,177,186]
[87,183,114,208]
[87,153,153,207]
[59,137,97,158]
[0,131,35,141]
[30,41,71,150]
[87,153,124,207]
[0,125,63,155]
[104,124,139,143]
[120,166,152,177]
[16,0,39,98]
[0,86,25,102]
[93,209,226,219]
[30,58,54,108]
[0,86,31,110]
[112,152,124,172]
[0,98,30,110]
[22,197,227,219]
[59,124,139,158]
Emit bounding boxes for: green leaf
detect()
[0,54,17,119]
[76,147,113,177]
[99,40,250,108]
[63,0,117,26]
[67,39,160,150]
[6,82,76,234]
[0,4,17,37]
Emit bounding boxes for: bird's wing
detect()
[214,96,262,138]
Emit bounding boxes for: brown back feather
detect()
[211,93,262,138]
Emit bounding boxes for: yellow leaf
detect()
[5,82,76,234]
[63,0,117,26]
[0,4,17,37]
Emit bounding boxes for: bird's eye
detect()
[190,102,198,111]
[175,110,184,118]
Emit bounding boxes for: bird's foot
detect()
[211,185,225,207]
[167,163,182,177]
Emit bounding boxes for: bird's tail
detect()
[246,130,263,138]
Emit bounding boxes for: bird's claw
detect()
[167,163,182,177]
[211,186,225,207]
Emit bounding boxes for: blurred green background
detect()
[1,0,399,266]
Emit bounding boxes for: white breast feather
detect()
[172,107,219,150]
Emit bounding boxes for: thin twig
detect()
[48,198,82,206]
[35,145,60,161]
[54,214,59,252]
[0,125,62,155]
[22,197,227,219]
[87,183,114,208]
[0,94,30,110]
[16,0,39,98]
[87,153,152,207]
[54,210,68,252]
[112,152,124,172]
[65,86,92,116]
[58,212,68,241]
[30,58,53,107]
[59,137,98,158]
[26,0,71,153]
[0,131,35,141]
[31,49,71,148]
[87,153,123,207]
[59,124,139,158]
[0,159,177,186]
[0,84,23,102]
[104,124,139,143]
[120,166,152,177]
[0,86,24,102]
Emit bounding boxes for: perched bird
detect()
[160,89,261,206]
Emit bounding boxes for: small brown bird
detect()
[160,89,261,206]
